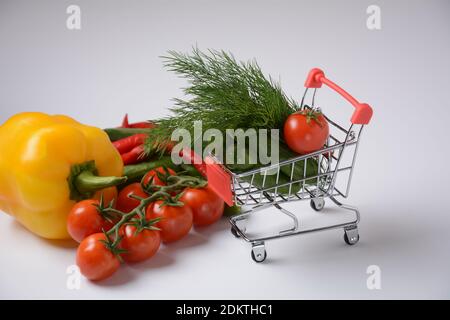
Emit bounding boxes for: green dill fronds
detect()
[145,48,298,155]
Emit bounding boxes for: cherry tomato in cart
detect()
[283,109,329,154]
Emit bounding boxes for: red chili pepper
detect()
[121,114,155,129]
[121,144,146,165]
[121,114,130,128]
[112,133,147,154]
[130,122,155,129]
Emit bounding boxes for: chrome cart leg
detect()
[274,203,299,234]
[329,196,360,224]
[310,197,325,211]
[329,196,360,245]
[230,226,240,238]
[230,213,248,238]
[251,241,267,263]
[230,222,246,238]
[229,203,275,238]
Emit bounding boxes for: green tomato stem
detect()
[104,175,207,245]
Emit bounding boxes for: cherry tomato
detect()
[76,233,120,281]
[92,186,118,207]
[142,167,176,187]
[283,110,329,154]
[146,201,193,243]
[67,199,113,243]
[180,187,224,227]
[118,224,161,263]
[116,183,148,213]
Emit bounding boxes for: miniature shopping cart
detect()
[205,68,373,262]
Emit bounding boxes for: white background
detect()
[1,0,449,299]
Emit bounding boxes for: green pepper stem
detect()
[74,171,127,194]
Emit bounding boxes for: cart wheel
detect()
[251,249,267,263]
[231,227,240,238]
[344,228,360,245]
[251,243,266,263]
[310,198,325,211]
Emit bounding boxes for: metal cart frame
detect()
[207,68,373,262]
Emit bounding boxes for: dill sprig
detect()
[145,48,298,155]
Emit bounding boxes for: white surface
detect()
[1,0,450,299]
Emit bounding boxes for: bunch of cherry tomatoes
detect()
[67,166,224,281]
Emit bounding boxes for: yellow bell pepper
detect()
[0,112,126,239]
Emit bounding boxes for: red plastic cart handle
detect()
[304,68,373,125]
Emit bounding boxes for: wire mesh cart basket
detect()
[205,68,373,262]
